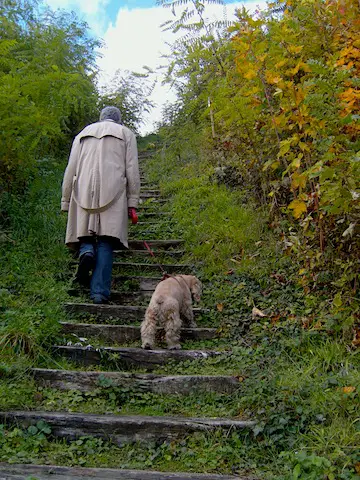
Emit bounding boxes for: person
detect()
[61,106,140,304]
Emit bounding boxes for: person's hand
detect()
[128,207,138,224]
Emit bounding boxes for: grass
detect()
[0,150,359,479]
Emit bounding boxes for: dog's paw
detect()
[168,344,181,350]
[142,343,153,350]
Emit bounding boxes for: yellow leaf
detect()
[244,69,257,80]
[288,45,304,54]
[342,386,355,394]
[291,172,306,190]
[217,303,224,312]
[288,199,307,219]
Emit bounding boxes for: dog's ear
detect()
[190,277,202,302]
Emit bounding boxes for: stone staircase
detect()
[0,155,255,479]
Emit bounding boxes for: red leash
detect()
[143,241,170,281]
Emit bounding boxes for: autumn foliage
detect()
[159,0,359,319]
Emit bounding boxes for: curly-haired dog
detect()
[141,275,202,350]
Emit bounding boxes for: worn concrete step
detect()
[67,289,153,303]
[127,239,183,250]
[60,322,217,343]
[52,345,223,368]
[114,250,185,259]
[32,369,240,394]
[112,262,192,274]
[63,303,207,322]
[0,464,252,480]
[0,411,254,445]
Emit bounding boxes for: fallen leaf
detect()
[252,307,266,318]
[217,303,224,312]
[355,463,360,474]
[343,386,356,394]
[236,376,245,383]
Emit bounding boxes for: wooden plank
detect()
[112,262,192,274]
[32,369,241,394]
[0,411,255,445]
[63,303,207,322]
[67,289,153,304]
[0,463,253,479]
[52,345,223,368]
[60,322,218,343]
[112,276,161,291]
[127,240,183,249]
[114,250,184,259]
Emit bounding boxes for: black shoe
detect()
[75,253,95,287]
[92,295,109,305]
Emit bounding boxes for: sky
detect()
[45,0,268,134]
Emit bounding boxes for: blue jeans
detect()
[79,236,114,301]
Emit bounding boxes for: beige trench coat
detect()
[61,120,140,249]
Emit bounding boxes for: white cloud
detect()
[45,0,109,34]
[97,1,268,134]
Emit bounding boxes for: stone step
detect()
[112,262,192,274]
[63,303,207,322]
[67,289,153,303]
[32,369,240,394]
[114,250,185,259]
[0,464,252,480]
[127,239,183,250]
[52,345,223,368]
[0,411,254,445]
[60,322,218,343]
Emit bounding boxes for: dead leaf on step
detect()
[252,307,266,318]
[217,303,224,312]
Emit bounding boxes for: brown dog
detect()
[140,275,202,350]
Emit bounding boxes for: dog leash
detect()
[143,241,171,281]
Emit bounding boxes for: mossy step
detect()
[70,262,192,274]
[0,463,251,479]
[112,262,192,274]
[140,189,160,194]
[60,322,218,343]
[139,191,161,198]
[67,289,153,303]
[135,212,170,218]
[52,345,223,368]
[139,198,166,204]
[127,240,183,249]
[32,369,241,394]
[112,275,162,290]
[63,303,207,321]
[114,250,185,259]
[0,411,254,445]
